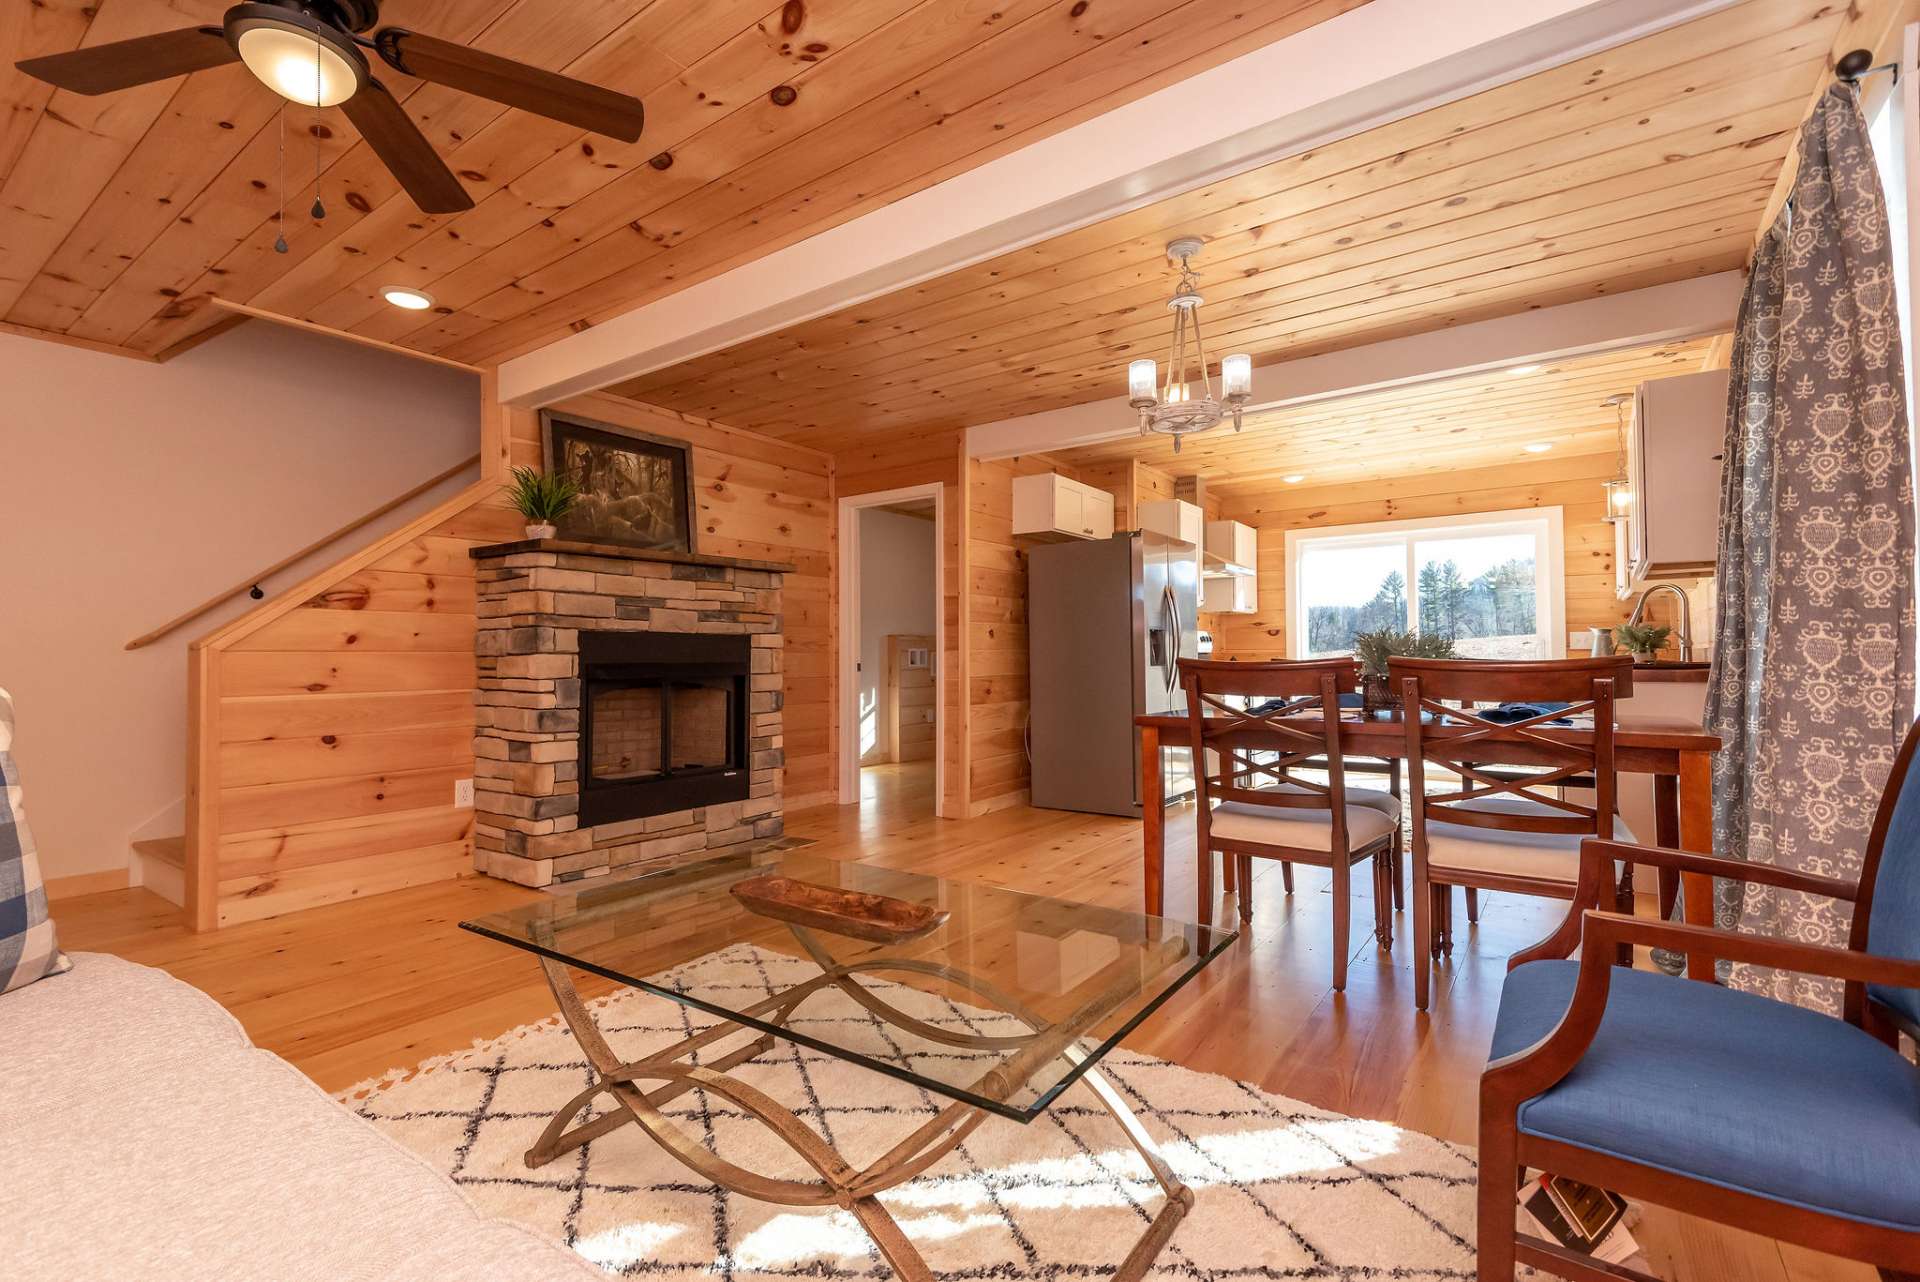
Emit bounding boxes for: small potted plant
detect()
[504,465,580,541]
[1352,628,1457,712]
[1615,622,1672,664]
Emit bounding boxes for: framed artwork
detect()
[541,411,696,552]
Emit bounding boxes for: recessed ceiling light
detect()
[381,285,435,311]
[1522,442,1553,454]
[1508,363,1544,376]
[1283,474,1306,484]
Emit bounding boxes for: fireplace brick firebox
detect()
[468,538,790,888]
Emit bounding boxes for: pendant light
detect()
[1126,237,1253,453]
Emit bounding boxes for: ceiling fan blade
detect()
[15,26,236,95]
[341,79,474,215]
[374,30,644,143]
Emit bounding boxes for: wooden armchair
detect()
[1392,655,1638,1011]
[1477,719,1920,1282]
[1177,658,1398,991]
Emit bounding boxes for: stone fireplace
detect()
[469,538,787,888]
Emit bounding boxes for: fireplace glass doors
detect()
[579,632,750,825]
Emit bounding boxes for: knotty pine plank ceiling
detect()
[0,0,1362,363]
[610,0,1836,453]
[1052,337,1721,498]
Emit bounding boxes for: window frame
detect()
[1283,506,1567,660]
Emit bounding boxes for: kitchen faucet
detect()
[1625,582,1692,662]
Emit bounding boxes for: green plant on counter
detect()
[1615,622,1672,656]
[1351,628,1457,677]
[504,466,581,522]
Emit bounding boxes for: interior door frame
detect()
[837,483,947,815]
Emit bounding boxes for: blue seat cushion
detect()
[1490,960,1920,1231]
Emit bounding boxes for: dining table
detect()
[1134,707,1723,981]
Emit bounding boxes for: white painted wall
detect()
[0,321,478,883]
[856,507,936,766]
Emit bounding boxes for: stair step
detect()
[132,836,186,909]
[132,836,185,869]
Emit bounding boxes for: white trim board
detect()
[966,273,1745,461]
[498,0,1738,408]
[836,484,948,815]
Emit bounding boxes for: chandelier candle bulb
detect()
[1129,359,1159,407]
[1222,354,1252,400]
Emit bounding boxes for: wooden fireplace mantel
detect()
[470,538,794,574]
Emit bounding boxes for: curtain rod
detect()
[1836,48,1899,84]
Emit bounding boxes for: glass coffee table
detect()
[463,847,1236,1281]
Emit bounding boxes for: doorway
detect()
[837,485,945,817]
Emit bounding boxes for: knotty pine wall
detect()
[1204,450,1636,662]
[190,490,519,929]
[550,395,836,808]
[189,392,831,929]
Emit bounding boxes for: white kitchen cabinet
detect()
[1203,574,1258,613]
[1137,499,1204,546]
[1201,519,1258,613]
[1622,368,1727,591]
[1204,520,1256,576]
[1012,472,1115,541]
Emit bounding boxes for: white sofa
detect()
[1,951,602,1281]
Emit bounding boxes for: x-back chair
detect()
[1391,656,1637,1011]
[1477,714,1920,1282]
[1178,658,1398,992]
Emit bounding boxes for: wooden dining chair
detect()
[1390,655,1637,1011]
[1477,716,1920,1282]
[1178,658,1397,992]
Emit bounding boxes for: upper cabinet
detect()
[1136,499,1204,546]
[1203,520,1256,576]
[1622,368,1728,592]
[1202,520,1259,614]
[1012,472,1116,542]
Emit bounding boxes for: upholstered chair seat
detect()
[1209,800,1397,852]
[1491,958,1920,1233]
[1426,796,1637,881]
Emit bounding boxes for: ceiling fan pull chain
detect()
[309,41,326,222]
[273,101,289,254]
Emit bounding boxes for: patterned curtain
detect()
[1705,83,1915,1012]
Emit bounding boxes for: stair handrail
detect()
[124,453,481,651]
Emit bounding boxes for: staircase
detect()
[132,837,186,908]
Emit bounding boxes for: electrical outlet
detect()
[454,778,475,808]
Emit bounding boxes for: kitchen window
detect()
[1284,508,1566,660]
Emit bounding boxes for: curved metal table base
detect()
[525,950,1194,1282]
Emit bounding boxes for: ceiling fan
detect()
[14,1,646,215]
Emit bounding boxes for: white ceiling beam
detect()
[965,271,1746,460]
[497,0,1738,409]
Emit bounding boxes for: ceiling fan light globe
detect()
[227,7,366,107]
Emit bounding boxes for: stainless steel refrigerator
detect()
[1028,531,1199,817]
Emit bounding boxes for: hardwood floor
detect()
[57,761,1869,1281]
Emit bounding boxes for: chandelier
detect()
[1126,237,1252,453]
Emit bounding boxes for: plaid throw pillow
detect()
[1,688,70,995]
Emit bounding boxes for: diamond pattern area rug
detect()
[341,944,1488,1279]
